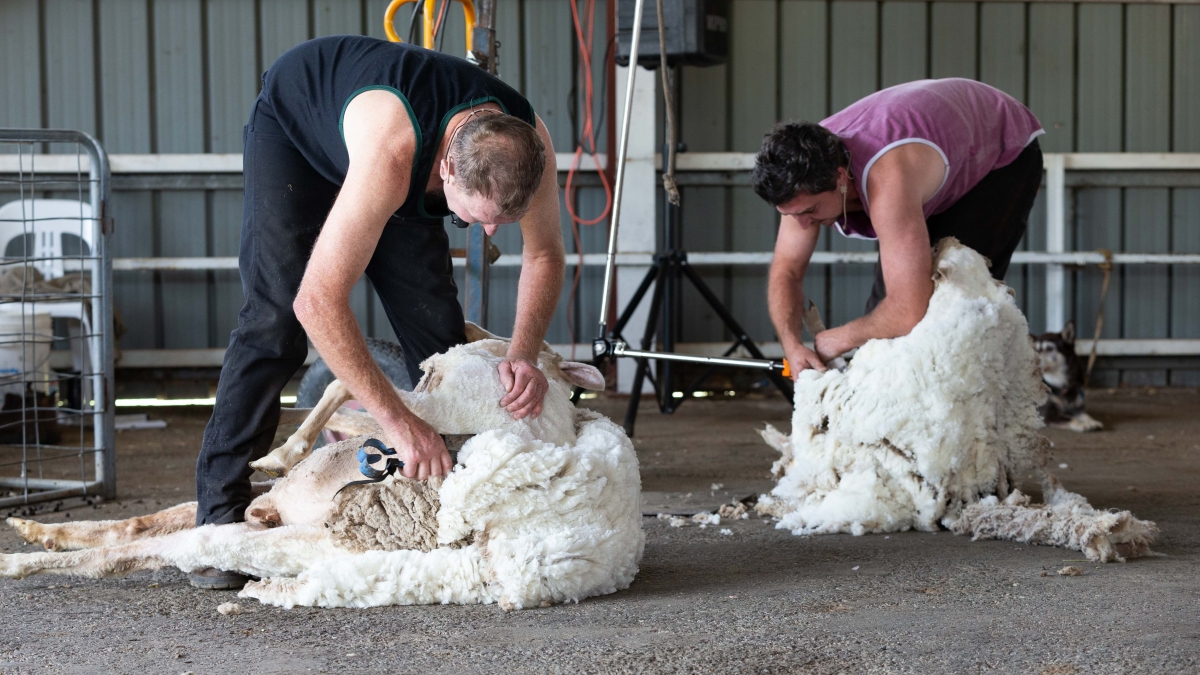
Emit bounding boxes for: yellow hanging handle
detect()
[384,0,475,52]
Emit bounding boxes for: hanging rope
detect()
[1083,249,1114,389]
[656,0,679,205]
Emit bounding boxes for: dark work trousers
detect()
[195,96,467,526]
[865,139,1044,312]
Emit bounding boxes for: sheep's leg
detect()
[7,502,197,551]
[0,523,334,581]
[250,379,354,477]
[240,546,490,608]
[323,408,382,437]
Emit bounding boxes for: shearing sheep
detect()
[756,238,1155,562]
[2,324,645,610]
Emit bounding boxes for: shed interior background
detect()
[2,0,1198,390]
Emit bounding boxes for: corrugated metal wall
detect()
[677,0,1200,386]
[1,0,1197,386]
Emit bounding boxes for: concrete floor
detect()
[0,388,1196,674]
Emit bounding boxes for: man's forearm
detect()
[768,270,808,352]
[509,253,565,361]
[837,291,930,350]
[295,291,413,428]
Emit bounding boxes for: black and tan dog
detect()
[1033,320,1103,432]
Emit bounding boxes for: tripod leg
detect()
[571,265,662,405]
[623,266,666,436]
[611,265,659,340]
[680,262,794,401]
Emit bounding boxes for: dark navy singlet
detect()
[260,35,536,223]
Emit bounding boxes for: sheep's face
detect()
[932,237,999,297]
[400,334,604,441]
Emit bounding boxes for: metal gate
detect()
[0,129,115,506]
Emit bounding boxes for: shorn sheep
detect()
[1,325,645,610]
[757,238,1156,562]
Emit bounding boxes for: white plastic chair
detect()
[0,199,98,396]
[0,199,95,280]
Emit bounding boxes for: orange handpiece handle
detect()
[781,358,791,378]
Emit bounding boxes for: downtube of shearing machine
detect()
[597,0,647,338]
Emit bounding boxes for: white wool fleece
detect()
[758,240,1047,535]
[241,412,644,610]
[757,239,1155,561]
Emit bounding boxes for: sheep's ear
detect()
[559,361,605,391]
[464,321,504,343]
[1061,319,1075,345]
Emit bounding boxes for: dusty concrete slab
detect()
[0,389,1196,674]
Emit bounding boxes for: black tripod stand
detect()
[599,146,794,435]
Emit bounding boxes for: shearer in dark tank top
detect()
[190,36,565,590]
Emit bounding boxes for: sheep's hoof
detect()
[6,518,53,549]
[248,456,287,478]
[0,554,27,579]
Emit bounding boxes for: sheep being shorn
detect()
[2,332,645,611]
[756,238,1155,562]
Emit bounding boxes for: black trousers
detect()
[865,139,1044,312]
[195,96,466,526]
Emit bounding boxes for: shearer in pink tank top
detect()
[751,78,1044,375]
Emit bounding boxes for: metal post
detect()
[1045,153,1066,333]
[463,0,499,327]
[83,132,116,500]
[470,0,498,74]
[465,224,490,326]
[597,0,646,336]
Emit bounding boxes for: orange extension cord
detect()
[565,0,614,357]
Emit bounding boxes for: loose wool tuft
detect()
[950,478,1156,563]
[756,238,1155,561]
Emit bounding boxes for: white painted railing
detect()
[8,151,1200,364]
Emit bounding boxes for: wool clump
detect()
[756,238,1155,562]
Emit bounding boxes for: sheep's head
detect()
[398,323,604,444]
[932,237,1002,298]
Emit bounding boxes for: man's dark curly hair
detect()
[751,122,851,206]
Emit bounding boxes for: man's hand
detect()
[384,415,452,480]
[498,358,548,420]
[783,343,826,378]
[814,326,855,364]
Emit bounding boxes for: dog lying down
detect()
[757,238,1155,562]
[2,325,645,610]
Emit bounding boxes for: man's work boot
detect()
[189,567,248,590]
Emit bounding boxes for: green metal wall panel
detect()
[979,4,1025,101]
[0,1,42,128]
[881,2,927,89]
[931,2,976,80]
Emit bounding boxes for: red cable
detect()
[565,0,614,357]
[432,0,451,42]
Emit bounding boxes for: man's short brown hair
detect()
[449,114,546,220]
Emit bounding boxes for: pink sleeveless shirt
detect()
[821,78,1043,240]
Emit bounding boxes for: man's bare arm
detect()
[814,144,943,361]
[498,116,565,418]
[768,216,826,375]
[293,91,450,480]
[509,116,565,361]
